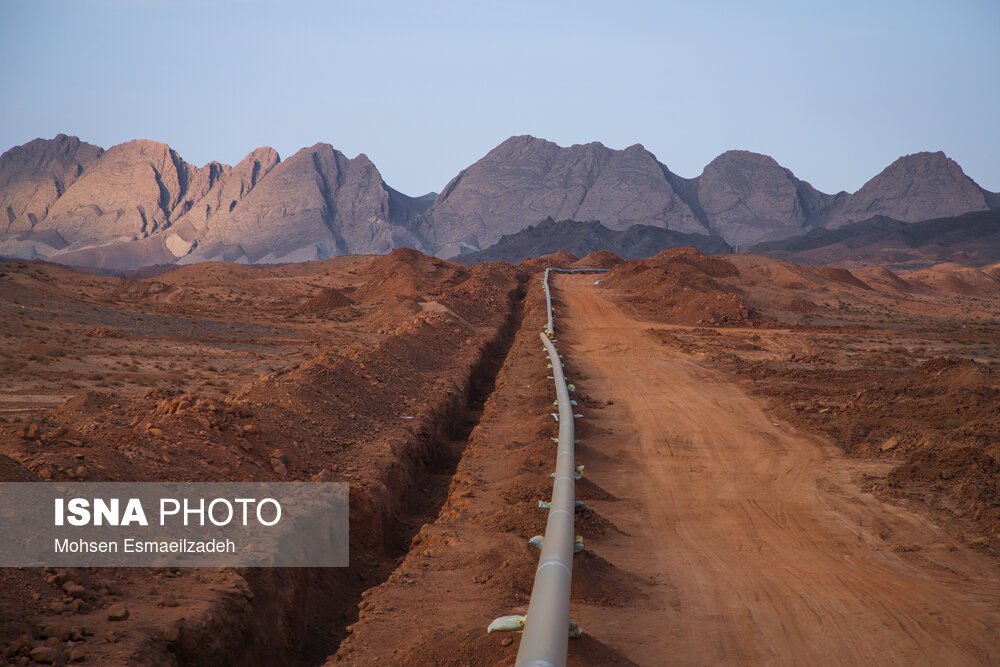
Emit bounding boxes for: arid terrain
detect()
[2,247,1000,665]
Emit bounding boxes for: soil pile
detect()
[297,287,354,313]
[573,250,623,269]
[352,248,468,304]
[600,247,762,325]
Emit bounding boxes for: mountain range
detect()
[1,133,996,270]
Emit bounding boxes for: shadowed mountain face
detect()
[411,136,710,257]
[0,134,995,270]
[456,217,731,264]
[750,209,1000,271]
[695,150,838,246]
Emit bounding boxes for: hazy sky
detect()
[1,0,997,196]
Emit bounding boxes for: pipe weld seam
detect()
[536,560,572,578]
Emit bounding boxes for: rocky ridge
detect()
[456,217,731,264]
[750,209,1000,270]
[418,138,995,255]
[0,139,431,270]
[0,134,995,269]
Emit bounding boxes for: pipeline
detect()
[543,268,609,338]
[506,267,608,667]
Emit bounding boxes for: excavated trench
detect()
[164,285,528,666]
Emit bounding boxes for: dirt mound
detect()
[352,248,468,304]
[0,454,37,481]
[573,250,623,269]
[513,250,580,277]
[647,252,1000,326]
[919,356,995,393]
[522,250,580,272]
[727,254,876,293]
[905,264,1000,296]
[813,267,873,290]
[535,250,579,265]
[950,267,1000,293]
[436,263,522,327]
[852,265,917,293]
[725,254,827,290]
[646,246,739,278]
[601,248,761,326]
[357,297,423,332]
[298,286,354,313]
[889,447,1000,536]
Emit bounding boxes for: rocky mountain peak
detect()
[36,138,196,246]
[244,146,281,166]
[824,150,990,228]
[175,140,425,266]
[0,134,103,234]
[695,150,834,246]
[491,134,550,153]
[706,150,782,171]
[413,136,708,257]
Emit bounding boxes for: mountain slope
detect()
[0,137,431,270]
[750,209,1000,270]
[0,134,103,235]
[695,150,839,247]
[822,152,991,228]
[412,135,710,257]
[181,143,427,264]
[456,217,731,264]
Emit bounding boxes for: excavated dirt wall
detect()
[162,288,527,666]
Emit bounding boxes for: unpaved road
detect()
[557,274,1000,665]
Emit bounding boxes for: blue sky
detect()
[1,0,997,196]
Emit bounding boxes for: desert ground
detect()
[1,248,999,665]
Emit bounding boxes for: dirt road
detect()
[557,273,1000,665]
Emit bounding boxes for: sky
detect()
[1,0,997,196]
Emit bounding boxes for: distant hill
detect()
[750,209,1000,270]
[456,217,731,264]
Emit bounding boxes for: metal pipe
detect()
[515,267,609,667]
[516,330,575,667]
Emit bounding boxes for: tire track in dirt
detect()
[557,273,1000,666]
